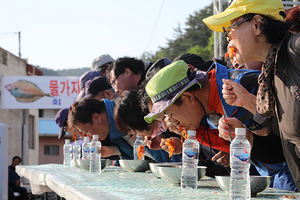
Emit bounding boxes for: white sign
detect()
[1,76,80,109]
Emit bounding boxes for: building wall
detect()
[0,47,39,165]
[0,48,27,164]
[42,109,60,118]
[38,137,65,164]
[28,109,39,165]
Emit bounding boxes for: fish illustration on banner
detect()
[5,79,51,103]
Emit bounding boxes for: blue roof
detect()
[39,119,60,135]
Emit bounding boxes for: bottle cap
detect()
[74,140,79,144]
[92,135,99,140]
[187,130,196,137]
[235,128,246,135]
[84,137,90,141]
[65,139,70,143]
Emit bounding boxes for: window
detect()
[29,115,35,149]
[44,145,59,155]
[39,109,44,118]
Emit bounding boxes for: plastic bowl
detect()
[215,175,272,197]
[77,159,110,171]
[119,160,155,172]
[157,165,207,186]
[149,162,182,178]
[72,159,80,168]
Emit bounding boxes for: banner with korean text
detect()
[1,76,80,109]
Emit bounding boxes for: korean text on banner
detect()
[1,76,80,109]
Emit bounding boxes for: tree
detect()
[140,3,214,62]
[187,32,214,61]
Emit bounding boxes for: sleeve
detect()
[253,110,280,136]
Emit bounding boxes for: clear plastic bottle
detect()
[72,140,81,160]
[134,134,144,160]
[230,128,251,200]
[63,139,72,166]
[82,137,90,159]
[181,130,199,189]
[89,135,102,173]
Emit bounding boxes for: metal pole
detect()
[18,31,21,58]
[219,0,224,57]
[213,0,218,58]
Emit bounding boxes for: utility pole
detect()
[18,31,21,58]
[0,31,21,58]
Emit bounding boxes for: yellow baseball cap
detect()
[203,0,285,32]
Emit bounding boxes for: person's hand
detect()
[162,116,181,135]
[218,116,244,141]
[222,79,252,107]
[144,135,163,150]
[212,151,230,168]
[160,137,182,155]
[16,179,21,186]
[101,146,120,158]
[218,116,254,148]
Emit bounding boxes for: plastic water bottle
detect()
[89,135,101,173]
[134,134,144,160]
[181,130,199,189]
[230,128,251,200]
[63,139,72,166]
[82,137,90,159]
[73,140,81,160]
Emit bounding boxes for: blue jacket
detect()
[214,62,262,130]
[103,99,134,160]
[8,165,19,186]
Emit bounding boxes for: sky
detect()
[0,0,212,71]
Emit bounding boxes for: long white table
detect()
[16,164,299,200]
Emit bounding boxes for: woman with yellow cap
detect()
[203,0,300,191]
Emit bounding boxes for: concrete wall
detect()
[38,137,65,164]
[0,47,39,165]
[28,109,39,165]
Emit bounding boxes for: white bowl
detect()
[119,160,155,172]
[77,159,110,171]
[149,162,182,178]
[72,159,80,168]
[157,165,207,186]
[215,175,272,197]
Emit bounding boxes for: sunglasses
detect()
[222,17,252,38]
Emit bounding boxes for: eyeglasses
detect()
[111,77,118,89]
[222,17,252,38]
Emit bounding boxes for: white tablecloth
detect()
[16,164,299,200]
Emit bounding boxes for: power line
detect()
[0,32,19,35]
[146,0,165,52]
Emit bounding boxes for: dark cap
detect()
[76,71,102,101]
[55,108,69,139]
[79,71,102,90]
[173,53,206,70]
[84,76,112,98]
[145,57,172,80]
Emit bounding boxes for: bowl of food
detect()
[157,165,207,186]
[149,162,182,178]
[77,159,110,171]
[119,160,156,172]
[215,175,272,197]
[72,159,80,168]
